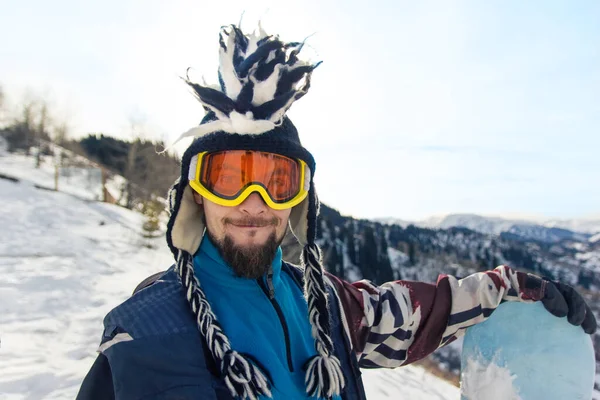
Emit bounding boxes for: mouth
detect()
[232,224,270,228]
[226,217,278,229]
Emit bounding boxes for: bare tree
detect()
[1,91,54,154]
[35,101,50,168]
[18,97,36,154]
[122,114,146,208]
[53,120,69,146]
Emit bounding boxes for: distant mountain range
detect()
[375,213,600,243]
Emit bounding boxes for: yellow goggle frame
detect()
[189,151,310,210]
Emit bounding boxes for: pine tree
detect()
[346,222,356,266]
[408,242,416,266]
[359,226,378,282]
[378,232,395,282]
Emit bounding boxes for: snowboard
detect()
[460,301,595,400]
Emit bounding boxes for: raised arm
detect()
[326,265,595,369]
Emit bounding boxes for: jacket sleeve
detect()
[325,265,545,368]
[76,353,116,400]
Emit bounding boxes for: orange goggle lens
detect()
[199,151,302,203]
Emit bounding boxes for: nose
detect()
[239,192,268,215]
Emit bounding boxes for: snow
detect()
[374,217,412,228]
[544,218,600,236]
[0,174,173,399]
[461,356,521,400]
[0,149,103,201]
[387,247,409,270]
[362,367,459,400]
[0,151,460,399]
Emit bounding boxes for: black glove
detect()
[540,279,597,335]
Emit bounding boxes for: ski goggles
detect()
[189,150,311,210]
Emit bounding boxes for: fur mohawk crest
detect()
[174,24,321,143]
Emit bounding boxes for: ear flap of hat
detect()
[288,184,320,246]
[171,185,205,255]
[289,197,309,246]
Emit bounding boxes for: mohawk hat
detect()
[165,24,345,399]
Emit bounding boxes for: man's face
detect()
[193,191,292,278]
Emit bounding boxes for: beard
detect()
[207,225,286,279]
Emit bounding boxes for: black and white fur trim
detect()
[298,183,345,398]
[176,251,272,400]
[173,24,321,144]
[301,243,345,398]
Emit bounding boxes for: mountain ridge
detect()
[375,213,600,241]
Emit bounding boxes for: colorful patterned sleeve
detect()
[325,265,546,368]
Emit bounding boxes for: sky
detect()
[1,0,599,221]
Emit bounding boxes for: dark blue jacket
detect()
[76,260,366,400]
[78,244,545,398]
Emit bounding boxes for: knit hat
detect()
[165,24,344,399]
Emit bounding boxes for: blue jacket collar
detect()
[193,235,283,288]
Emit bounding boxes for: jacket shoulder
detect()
[102,267,197,341]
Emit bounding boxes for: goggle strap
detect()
[188,154,199,182]
[304,166,311,192]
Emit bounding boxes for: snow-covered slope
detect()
[0,171,174,399]
[0,152,459,399]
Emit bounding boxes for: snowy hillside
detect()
[0,152,459,399]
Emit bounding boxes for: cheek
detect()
[276,209,292,227]
[202,204,226,233]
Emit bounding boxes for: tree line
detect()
[0,85,180,209]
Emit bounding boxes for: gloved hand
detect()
[540,279,597,335]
